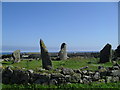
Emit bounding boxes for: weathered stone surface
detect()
[9,70,30,84]
[88,71,95,76]
[106,76,119,83]
[51,73,64,78]
[58,43,68,60]
[33,73,50,84]
[82,70,88,75]
[112,76,119,82]
[106,76,112,83]
[112,66,119,70]
[61,68,74,75]
[27,69,34,73]
[3,66,13,76]
[70,73,81,83]
[49,79,58,85]
[111,70,120,77]
[2,66,13,84]
[73,69,82,73]
[82,78,90,84]
[4,58,11,62]
[115,45,120,57]
[80,66,88,70]
[12,50,21,63]
[113,63,120,69]
[40,39,52,70]
[54,68,62,73]
[2,63,120,85]
[83,75,91,79]
[93,72,100,81]
[65,75,71,82]
[99,67,107,77]
[99,44,112,63]
[98,66,104,69]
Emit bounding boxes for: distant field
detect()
[1,57,117,71]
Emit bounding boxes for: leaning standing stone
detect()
[99,43,112,63]
[40,39,52,70]
[12,50,21,63]
[58,43,68,60]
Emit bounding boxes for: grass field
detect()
[1,57,115,71]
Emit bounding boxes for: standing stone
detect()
[115,45,120,57]
[40,39,52,70]
[99,44,112,63]
[58,43,68,60]
[12,50,21,63]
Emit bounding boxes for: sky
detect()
[2,2,118,52]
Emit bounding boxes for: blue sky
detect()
[2,2,118,52]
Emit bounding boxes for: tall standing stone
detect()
[12,50,21,63]
[99,43,112,63]
[58,43,68,60]
[40,39,52,70]
[115,45,120,57]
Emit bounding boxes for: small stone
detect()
[65,75,71,82]
[98,79,105,83]
[112,66,119,70]
[82,70,88,75]
[33,73,50,84]
[61,68,74,75]
[112,76,119,82]
[73,69,82,73]
[98,66,104,69]
[82,78,89,84]
[106,76,112,83]
[111,70,120,77]
[80,66,88,70]
[70,73,81,83]
[49,79,58,85]
[93,72,100,81]
[28,69,34,73]
[51,73,64,78]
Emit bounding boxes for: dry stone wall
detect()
[2,63,120,85]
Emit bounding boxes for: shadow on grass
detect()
[2,62,13,65]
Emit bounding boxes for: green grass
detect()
[1,57,119,71]
[2,82,120,89]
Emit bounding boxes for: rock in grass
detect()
[40,39,52,70]
[49,79,58,85]
[70,73,81,83]
[12,50,21,63]
[106,76,112,83]
[111,70,120,77]
[61,68,74,75]
[58,43,68,60]
[112,76,119,82]
[93,72,100,81]
[99,43,112,63]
